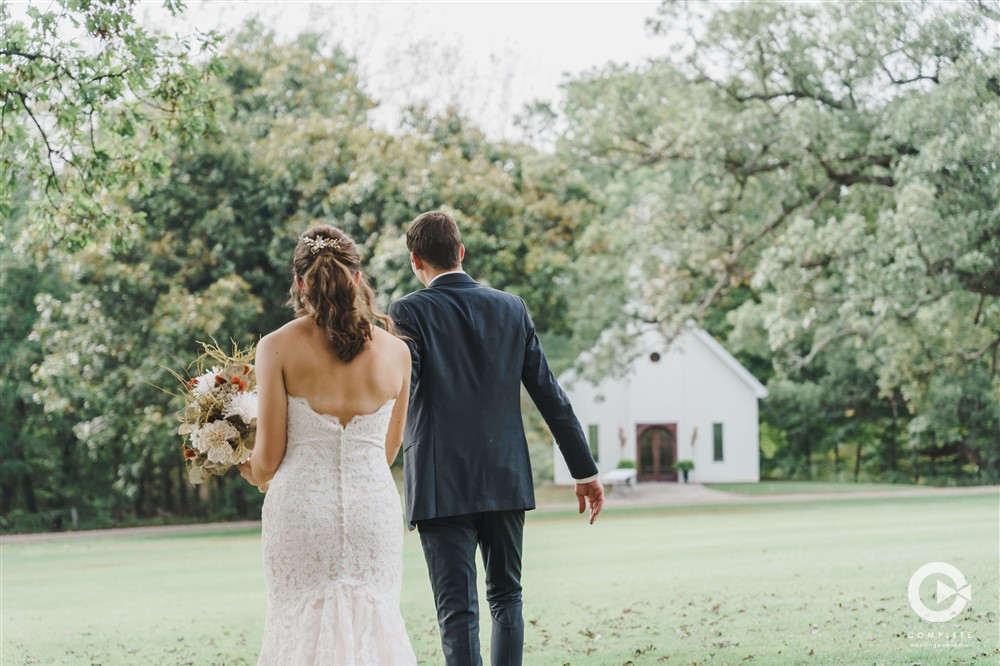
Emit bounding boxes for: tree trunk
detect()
[803,437,812,479]
[888,393,899,472]
[930,432,937,477]
[60,435,74,510]
[1,472,16,515]
[134,472,144,519]
[853,441,863,481]
[175,462,187,517]
[160,462,174,517]
[21,471,38,514]
[235,481,247,517]
[7,399,33,514]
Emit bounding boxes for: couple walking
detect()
[238,211,604,665]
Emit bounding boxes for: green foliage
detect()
[5,22,597,530]
[7,2,995,534]
[1,0,228,249]
[556,0,999,482]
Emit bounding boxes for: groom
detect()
[389,211,604,666]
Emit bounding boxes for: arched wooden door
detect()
[636,424,678,481]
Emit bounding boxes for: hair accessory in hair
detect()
[302,235,343,254]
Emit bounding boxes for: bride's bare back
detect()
[251,317,411,479]
[278,316,409,424]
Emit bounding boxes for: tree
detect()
[1,0,226,249]
[555,0,999,480]
[1,170,79,529]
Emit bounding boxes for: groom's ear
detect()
[410,252,425,271]
[458,244,465,263]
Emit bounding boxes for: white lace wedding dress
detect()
[257,395,416,666]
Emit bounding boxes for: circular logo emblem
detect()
[908,562,972,623]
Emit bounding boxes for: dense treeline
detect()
[2,1,996,532]
[2,11,598,531]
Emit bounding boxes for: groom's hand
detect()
[575,480,605,524]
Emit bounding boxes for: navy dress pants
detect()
[417,510,525,666]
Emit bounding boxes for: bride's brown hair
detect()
[288,225,395,362]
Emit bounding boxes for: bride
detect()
[238,225,417,665]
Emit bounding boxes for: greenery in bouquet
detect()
[169,341,257,485]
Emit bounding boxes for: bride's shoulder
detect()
[259,317,313,351]
[372,326,410,362]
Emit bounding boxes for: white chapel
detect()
[553,323,767,485]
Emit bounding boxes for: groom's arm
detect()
[518,302,599,482]
[388,299,421,383]
[520,303,604,523]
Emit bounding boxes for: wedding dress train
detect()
[258,395,416,665]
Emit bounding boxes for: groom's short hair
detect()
[406,211,462,269]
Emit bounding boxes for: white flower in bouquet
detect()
[224,391,258,425]
[191,419,241,465]
[192,368,221,396]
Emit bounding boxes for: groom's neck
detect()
[421,264,463,287]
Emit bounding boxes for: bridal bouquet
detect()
[172,341,257,485]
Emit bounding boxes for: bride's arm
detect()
[384,341,411,466]
[248,334,288,487]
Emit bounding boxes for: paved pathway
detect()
[0,520,262,544]
[2,484,995,544]
[592,481,998,508]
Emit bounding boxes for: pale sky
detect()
[138,1,672,141]
[7,0,673,141]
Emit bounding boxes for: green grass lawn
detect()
[3,492,997,665]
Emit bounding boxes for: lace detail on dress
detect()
[258,395,416,666]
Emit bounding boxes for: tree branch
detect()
[727,87,847,111]
[790,305,898,371]
[744,181,837,252]
[879,61,939,86]
[811,151,895,188]
[13,90,65,198]
[920,334,1000,375]
[970,0,1000,22]
[955,268,1000,296]
[790,325,866,370]
[697,271,731,314]
[0,48,82,85]
[974,293,986,325]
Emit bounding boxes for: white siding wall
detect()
[679,332,761,483]
[554,374,628,485]
[628,330,685,441]
[554,327,762,485]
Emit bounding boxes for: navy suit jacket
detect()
[389,273,599,528]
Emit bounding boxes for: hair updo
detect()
[288,225,395,362]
